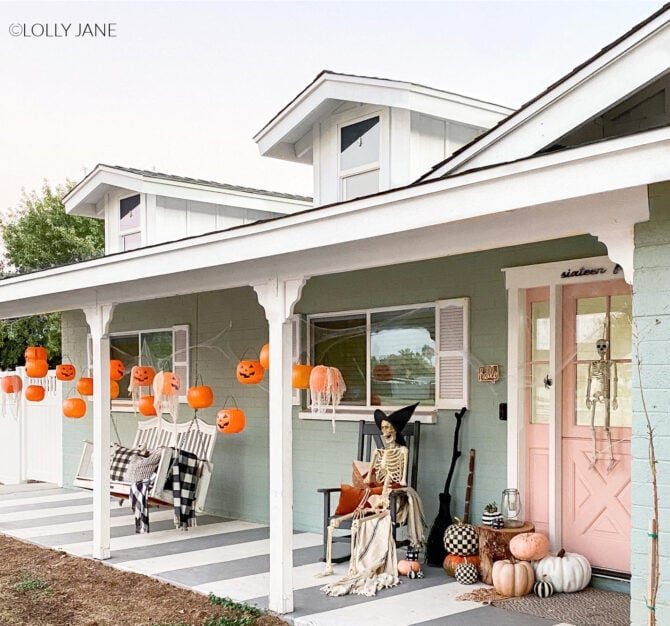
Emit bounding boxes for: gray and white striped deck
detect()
[0,484,566,625]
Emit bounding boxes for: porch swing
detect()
[72,410,217,511]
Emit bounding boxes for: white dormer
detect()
[254,71,513,206]
[64,165,312,254]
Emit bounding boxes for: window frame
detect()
[119,192,143,251]
[304,300,461,423]
[338,110,384,202]
[88,324,189,412]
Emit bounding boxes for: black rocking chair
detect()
[318,419,421,562]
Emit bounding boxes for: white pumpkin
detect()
[532,549,591,593]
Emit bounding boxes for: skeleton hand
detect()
[586,398,592,409]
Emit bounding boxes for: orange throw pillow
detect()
[335,483,383,515]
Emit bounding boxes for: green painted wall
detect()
[292,235,606,533]
[631,182,670,625]
[61,235,605,536]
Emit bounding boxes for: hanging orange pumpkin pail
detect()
[25,385,45,402]
[138,395,157,416]
[77,377,94,397]
[292,364,314,389]
[56,364,76,381]
[309,365,330,392]
[236,360,264,384]
[109,359,125,381]
[259,343,270,370]
[187,385,214,409]
[130,366,155,387]
[25,359,48,378]
[63,397,86,419]
[1,375,22,394]
[155,371,180,395]
[24,346,48,362]
[217,407,246,434]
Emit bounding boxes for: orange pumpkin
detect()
[25,359,48,378]
[56,364,76,381]
[259,343,270,370]
[155,371,180,395]
[397,559,421,576]
[63,397,86,419]
[442,554,481,577]
[138,395,157,416]
[187,385,214,409]
[309,365,329,392]
[216,407,246,434]
[292,364,314,389]
[510,532,550,562]
[372,364,393,381]
[24,346,48,362]
[131,366,155,387]
[110,380,120,400]
[77,377,94,396]
[109,359,125,381]
[25,385,45,402]
[1,375,22,394]
[236,360,264,384]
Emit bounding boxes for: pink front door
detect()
[560,281,632,573]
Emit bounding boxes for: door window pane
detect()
[340,116,380,171]
[122,232,142,251]
[370,308,435,407]
[530,300,550,424]
[342,169,379,201]
[120,195,140,230]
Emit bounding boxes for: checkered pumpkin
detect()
[455,562,479,585]
[443,518,479,556]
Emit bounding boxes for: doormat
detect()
[491,587,630,626]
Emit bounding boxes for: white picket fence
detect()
[0,368,63,485]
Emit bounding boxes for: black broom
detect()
[425,407,467,566]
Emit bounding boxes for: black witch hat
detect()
[373,402,419,447]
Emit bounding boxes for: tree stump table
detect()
[477,521,535,584]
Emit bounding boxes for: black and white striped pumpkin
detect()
[534,574,555,598]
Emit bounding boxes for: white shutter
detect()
[172,325,190,403]
[436,298,469,409]
[292,315,302,406]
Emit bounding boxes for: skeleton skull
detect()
[596,339,608,356]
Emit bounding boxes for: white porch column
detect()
[253,277,306,615]
[83,303,114,560]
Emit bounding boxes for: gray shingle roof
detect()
[100,164,312,202]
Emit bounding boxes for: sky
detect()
[0,0,665,214]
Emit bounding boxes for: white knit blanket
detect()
[321,511,399,597]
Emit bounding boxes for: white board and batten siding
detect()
[436,297,469,410]
[0,369,63,485]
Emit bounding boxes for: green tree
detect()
[0,181,104,369]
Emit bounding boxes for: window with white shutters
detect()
[436,298,470,409]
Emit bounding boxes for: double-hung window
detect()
[339,114,381,201]
[308,299,468,412]
[89,325,189,407]
[119,194,142,251]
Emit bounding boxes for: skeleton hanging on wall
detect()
[585,338,618,471]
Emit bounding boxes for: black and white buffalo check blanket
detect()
[172,448,200,530]
[130,476,154,533]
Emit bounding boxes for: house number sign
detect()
[560,264,622,279]
[478,365,500,383]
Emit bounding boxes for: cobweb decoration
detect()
[309,365,346,433]
[152,371,180,422]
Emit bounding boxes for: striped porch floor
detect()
[0,485,569,626]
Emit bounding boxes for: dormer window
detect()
[339,114,380,201]
[120,194,141,251]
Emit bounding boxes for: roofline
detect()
[415,1,670,182]
[63,163,312,206]
[8,125,669,284]
[253,69,513,144]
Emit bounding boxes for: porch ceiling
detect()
[0,127,666,319]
